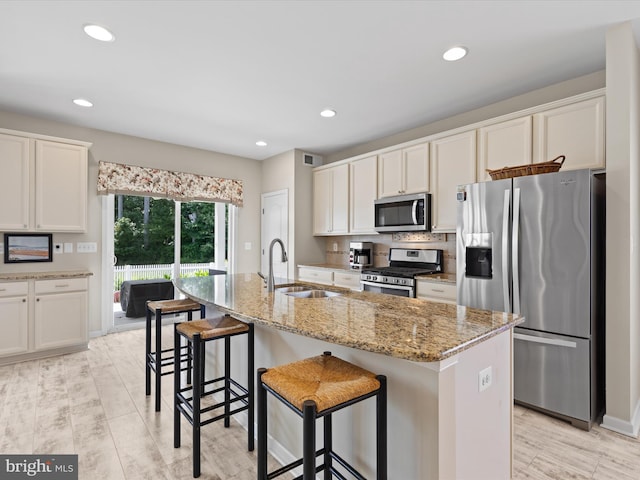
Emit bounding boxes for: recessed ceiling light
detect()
[320,109,336,118]
[443,46,468,61]
[256,140,267,147]
[83,24,115,42]
[73,98,93,107]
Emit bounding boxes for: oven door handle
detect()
[361,280,414,293]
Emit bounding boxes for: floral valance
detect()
[96,161,243,207]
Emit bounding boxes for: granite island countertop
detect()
[175,273,522,363]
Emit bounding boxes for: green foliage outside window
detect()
[114,195,216,266]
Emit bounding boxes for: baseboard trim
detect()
[601,398,640,438]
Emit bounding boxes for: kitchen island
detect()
[175,273,523,479]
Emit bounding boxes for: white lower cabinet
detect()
[416,280,456,304]
[298,267,362,291]
[0,276,88,361]
[332,271,361,290]
[34,278,88,351]
[0,282,29,357]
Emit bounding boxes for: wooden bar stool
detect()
[145,298,206,411]
[257,351,387,480]
[174,315,254,478]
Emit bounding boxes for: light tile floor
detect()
[0,326,638,479]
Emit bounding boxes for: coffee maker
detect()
[349,242,373,270]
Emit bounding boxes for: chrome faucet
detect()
[266,238,288,292]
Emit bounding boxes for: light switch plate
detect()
[77,242,98,253]
[64,242,73,253]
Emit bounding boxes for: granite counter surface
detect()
[175,273,522,363]
[0,270,93,281]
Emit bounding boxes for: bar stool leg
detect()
[224,335,231,428]
[145,304,152,396]
[323,413,332,479]
[193,333,202,478]
[302,400,317,480]
[186,311,193,385]
[247,323,255,452]
[174,324,181,448]
[376,375,388,480]
[155,308,163,412]
[257,368,268,480]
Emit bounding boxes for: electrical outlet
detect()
[332,242,338,252]
[479,366,492,392]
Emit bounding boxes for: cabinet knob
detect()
[36,298,40,302]
[22,299,26,303]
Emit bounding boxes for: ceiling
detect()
[1,1,640,161]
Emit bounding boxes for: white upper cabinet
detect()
[35,140,88,232]
[349,155,377,234]
[430,130,477,233]
[313,164,349,235]
[533,96,605,170]
[0,131,89,232]
[478,116,533,182]
[0,134,30,230]
[378,143,429,198]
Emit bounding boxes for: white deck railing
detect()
[114,263,213,290]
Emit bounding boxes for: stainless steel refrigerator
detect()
[456,169,605,430]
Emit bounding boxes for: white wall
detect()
[261,149,324,278]
[0,109,263,335]
[325,70,605,164]
[602,22,640,436]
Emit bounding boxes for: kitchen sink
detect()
[275,286,312,293]
[282,289,342,298]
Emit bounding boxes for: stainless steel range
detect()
[360,248,443,297]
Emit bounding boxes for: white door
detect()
[261,190,289,281]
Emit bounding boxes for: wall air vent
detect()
[302,153,323,167]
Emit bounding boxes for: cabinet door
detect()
[430,131,477,232]
[478,117,532,182]
[349,155,377,233]
[313,168,333,234]
[333,271,361,290]
[34,290,88,350]
[0,296,29,357]
[35,141,88,232]
[378,149,403,197]
[298,267,333,285]
[331,164,349,234]
[403,143,430,194]
[416,280,456,304]
[533,96,605,170]
[0,134,30,230]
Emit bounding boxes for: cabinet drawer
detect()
[298,268,333,285]
[35,277,87,294]
[0,282,28,298]
[416,281,456,301]
[333,272,361,290]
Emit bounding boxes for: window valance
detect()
[96,161,243,207]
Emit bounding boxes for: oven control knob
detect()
[382,277,388,283]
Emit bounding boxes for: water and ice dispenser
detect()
[464,233,493,279]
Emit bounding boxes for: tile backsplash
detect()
[325,232,456,274]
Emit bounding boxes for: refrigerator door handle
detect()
[514,332,577,348]
[512,187,521,314]
[502,189,511,312]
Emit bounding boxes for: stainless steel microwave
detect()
[374,192,431,232]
